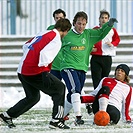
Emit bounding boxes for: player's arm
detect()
[110,28,120,47]
[122,86,132,123]
[81,78,104,103]
[89,18,118,45]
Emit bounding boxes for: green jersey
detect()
[51,49,63,70]
[47,25,55,30]
[60,22,112,72]
[47,24,62,71]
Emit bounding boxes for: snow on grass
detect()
[0,108,133,133]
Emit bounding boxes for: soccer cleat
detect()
[86,104,93,115]
[0,113,16,128]
[49,120,70,129]
[74,116,84,125]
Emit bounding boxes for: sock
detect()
[98,97,109,111]
[63,100,72,117]
[71,93,81,116]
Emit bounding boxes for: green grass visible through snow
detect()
[0,108,133,133]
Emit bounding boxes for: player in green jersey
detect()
[60,11,118,125]
[47,9,66,80]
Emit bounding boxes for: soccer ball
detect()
[94,111,110,126]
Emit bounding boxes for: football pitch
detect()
[0,108,133,133]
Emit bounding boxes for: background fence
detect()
[0,0,133,35]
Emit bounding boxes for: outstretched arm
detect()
[89,18,118,45]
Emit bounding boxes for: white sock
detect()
[71,93,81,116]
[63,100,72,117]
[99,97,109,111]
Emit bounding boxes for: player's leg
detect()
[50,70,62,80]
[101,56,112,78]
[90,56,102,89]
[0,73,41,128]
[107,105,120,124]
[61,69,85,125]
[92,86,110,114]
[41,72,70,129]
[63,93,72,119]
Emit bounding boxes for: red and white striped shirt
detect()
[82,77,132,121]
[91,27,120,56]
[17,29,61,75]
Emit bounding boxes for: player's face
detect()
[54,13,65,22]
[115,68,126,81]
[74,17,87,34]
[99,14,109,26]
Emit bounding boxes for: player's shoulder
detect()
[112,27,118,32]
[103,77,115,82]
[47,25,55,30]
[93,26,100,29]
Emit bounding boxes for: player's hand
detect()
[105,41,113,47]
[108,18,118,27]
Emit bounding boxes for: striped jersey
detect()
[91,26,120,56]
[47,24,63,71]
[17,29,61,75]
[84,77,132,121]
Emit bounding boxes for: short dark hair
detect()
[99,9,110,18]
[73,11,88,26]
[53,9,66,18]
[54,18,71,32]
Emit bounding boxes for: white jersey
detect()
[17,29,61,75]
[89,77,132,121]
[91,27,120,56]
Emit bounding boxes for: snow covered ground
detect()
[0,108,133,133]
[0,87,133,133]
[0,86,133,133]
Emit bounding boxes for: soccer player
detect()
[60,11,118,125]
[47,9,66,80]
[0,18,71,129]
[81,64,132,124]
[47,9,66,30]
[90,9,120,89]
[86,9,120,115]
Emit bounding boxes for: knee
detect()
[109,111,120,124]
[27,93,40,104]
[67,92,81,103]
[58,82,65,95]
[99,86,110,96]
[107,106,120,124]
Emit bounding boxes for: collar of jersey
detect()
[72,28,84,35]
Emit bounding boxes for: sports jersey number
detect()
[28,36,42,50]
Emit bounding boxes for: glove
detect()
[108,18,118,27]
